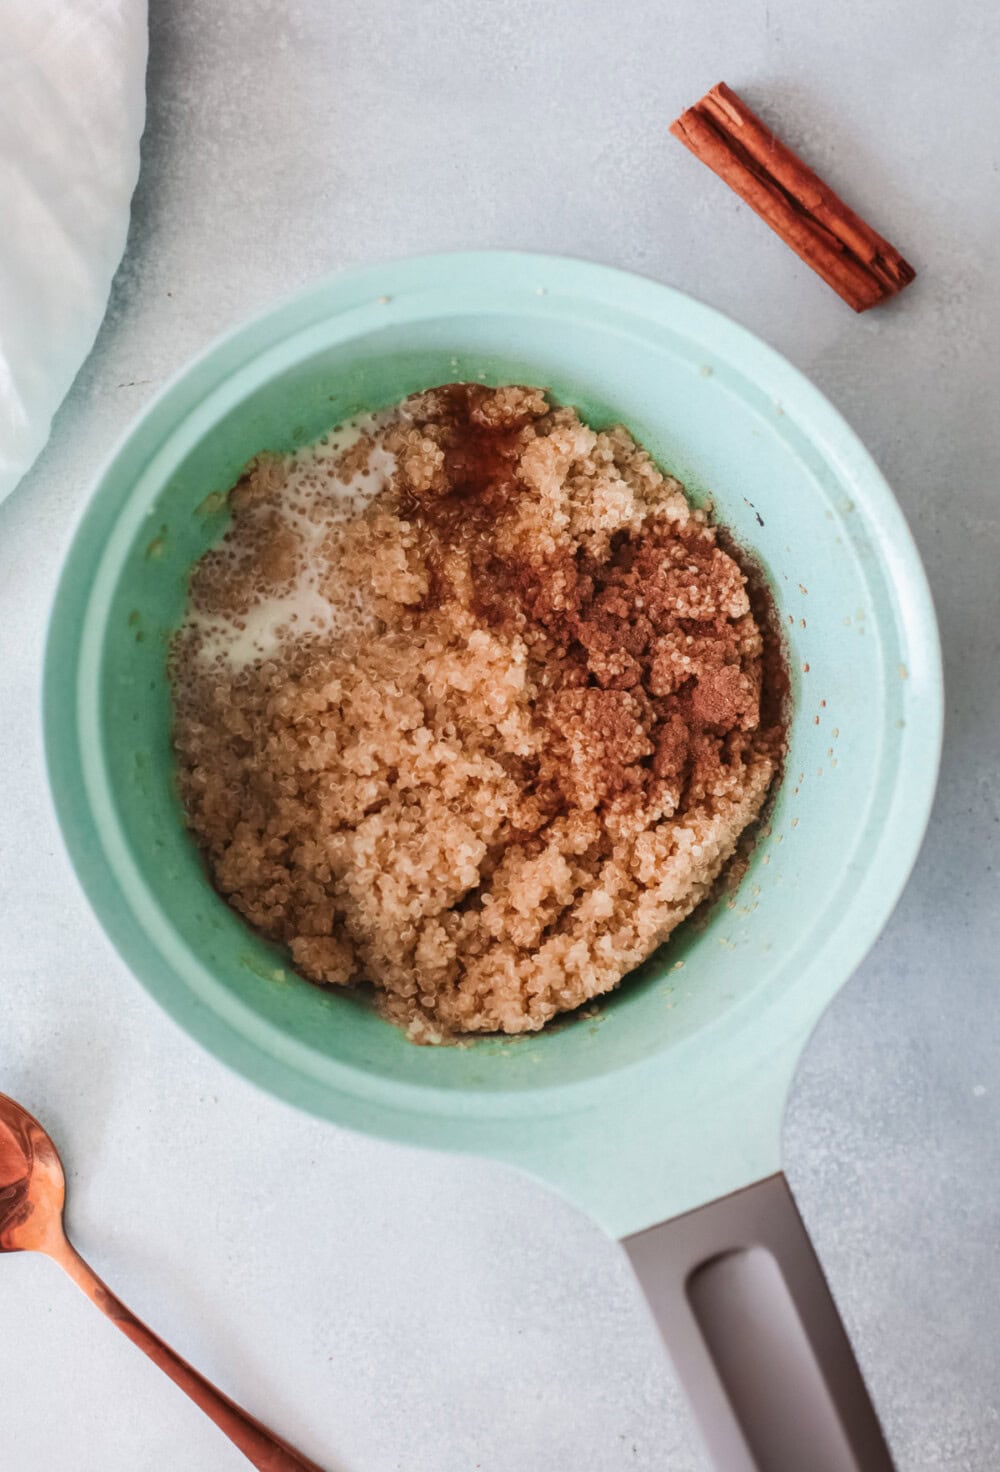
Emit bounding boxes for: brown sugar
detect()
[170,385,786,1042]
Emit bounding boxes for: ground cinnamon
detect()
[409,385,786,820]
[670,82,915,311]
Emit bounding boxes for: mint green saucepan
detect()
[45,253,941,1472]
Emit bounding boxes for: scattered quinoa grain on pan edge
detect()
[170,384,786,1043]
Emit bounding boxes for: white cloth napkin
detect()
[0,1,147,504]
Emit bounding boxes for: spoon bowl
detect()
[0,1095,65,1254]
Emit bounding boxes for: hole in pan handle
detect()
[623,1173,894,1472]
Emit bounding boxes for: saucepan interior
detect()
[44,254,941,1141]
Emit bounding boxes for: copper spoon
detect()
[0,1091,327,1471]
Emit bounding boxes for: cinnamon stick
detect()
[670,82,915,311]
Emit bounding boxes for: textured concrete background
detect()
[2,1,999,1467]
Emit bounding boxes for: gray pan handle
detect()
[623,1172,894,1472]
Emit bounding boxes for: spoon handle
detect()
[48,1234,328,1472]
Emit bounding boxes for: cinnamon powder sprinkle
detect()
[171,385,786,1041]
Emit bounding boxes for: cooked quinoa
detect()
[170,384,784,1041]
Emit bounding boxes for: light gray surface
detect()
[1,0,998,1467]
